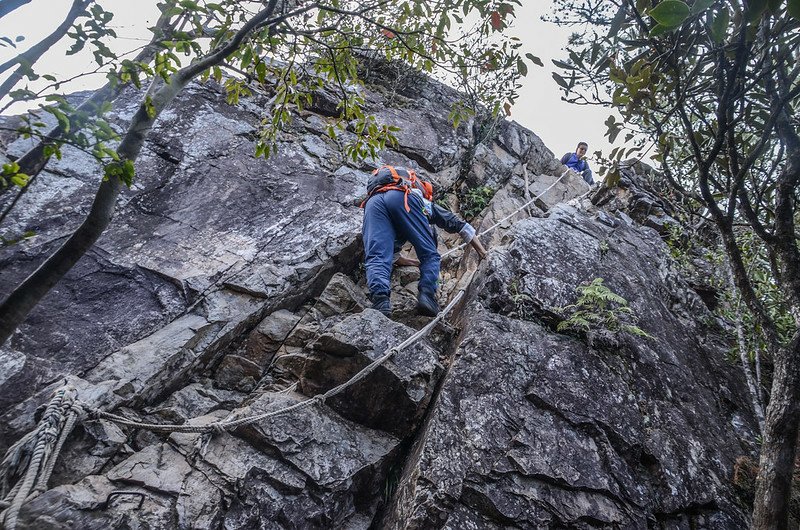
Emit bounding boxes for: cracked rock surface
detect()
[1,62,757,529]
[382,204,757,529]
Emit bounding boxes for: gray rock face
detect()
[1,62,757,529]
[304,310,444,437]
[382,205,756,529]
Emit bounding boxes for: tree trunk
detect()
[752,334,800,529]
[730,265,765,433]
[753,85,800,529]
[0,176,122,342]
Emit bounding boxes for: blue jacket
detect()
[561,152,589,173]
[366,167,472,242]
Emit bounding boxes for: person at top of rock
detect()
[361,164,487,318]
[560,141,594,185]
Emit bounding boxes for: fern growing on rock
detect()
[556,278,650,339]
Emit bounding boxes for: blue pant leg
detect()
[384,191,440,293]
[363,193,396,298]
[582,168,594,185]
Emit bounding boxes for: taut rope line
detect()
[0,288,467,529]
[441,169,570,258]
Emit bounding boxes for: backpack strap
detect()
[385,165,402,183]
[361,165,414,211]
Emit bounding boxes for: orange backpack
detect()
[361,165,434,212]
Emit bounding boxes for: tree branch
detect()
[0,0,92,100]
[0,0,284,345]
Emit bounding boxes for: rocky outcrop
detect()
[0,61,757,529]
[382,204,755,528]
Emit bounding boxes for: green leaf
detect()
[162,5,182,17]
[612,91,631,105]
[746,0,768,20]
[104,159,135,187]
[255,61,266,83]
[690,0,715,15]
[648,0,691,27]
[609,5,628,35]
[11,173,29,187]
[552,72,569,89]
[3,161,20,175]
[144,95,156,119]
[517,58,528,76]
[50,108,70,133]
[604,167,621,187]
[649,23,673,36]
[525,53,543,67]
[789,0,800,19]
[710,7,730,43]
[552,59,576,70]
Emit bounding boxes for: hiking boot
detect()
[416,289,440,317]
[371,293,391,316]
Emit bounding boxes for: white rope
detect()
[0,388,81,530]
[0,285,457,524]
[76,287,466,436]
[442,169,571,258]
[31,408,79,496]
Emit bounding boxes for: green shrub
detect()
[556,278,650,338]
[461,185,495,220]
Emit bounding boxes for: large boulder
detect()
[382,205,757,528]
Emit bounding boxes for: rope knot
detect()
[209,422,226,435]
[40,425,59,441]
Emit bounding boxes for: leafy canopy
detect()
[549,0,800,354]
[0,0,540,192]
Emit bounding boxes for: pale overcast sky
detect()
[0,1,618,164]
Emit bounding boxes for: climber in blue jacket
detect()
[560,142,594,185]
[361,165,487,318]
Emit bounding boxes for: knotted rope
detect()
[0,387,82,529]
[0,288,466,528]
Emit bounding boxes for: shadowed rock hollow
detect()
[0,63,758,529]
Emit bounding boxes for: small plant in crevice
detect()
[351,260,367,285]
[508,276,535,321]
[599,239,610,259]
[664,223,691,268]
[556,278,651,340]
[460,185,495,221]
[434,196,450,210]
[382,462,403,504]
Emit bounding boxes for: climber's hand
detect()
[470,238,488,261]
